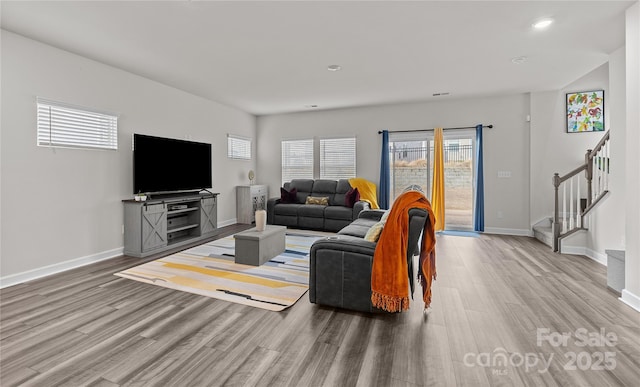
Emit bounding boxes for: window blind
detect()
[227,134,252,160]
[37,98,118,150]
[320,137,356,179]
[281,139,313,184]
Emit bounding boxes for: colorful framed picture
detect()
[566,90,604,133]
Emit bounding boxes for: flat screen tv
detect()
[133,134,212,194]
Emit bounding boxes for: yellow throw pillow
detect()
[364,221,385,242]
[305,196,329,205]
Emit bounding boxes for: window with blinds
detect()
[320,137,356,179]
[37,98,118,150]
[227,134,252,160]
[281,139,314,184]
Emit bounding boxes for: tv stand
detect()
[123,192,218,258]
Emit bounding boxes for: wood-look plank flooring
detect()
[1,226,639,386]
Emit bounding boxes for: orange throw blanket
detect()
[371,191,437,312]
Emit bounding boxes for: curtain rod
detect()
[377,125,493,134]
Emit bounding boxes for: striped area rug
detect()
[115,232,325,311]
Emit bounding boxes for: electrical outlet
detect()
[497,211,504,219]
[122,225,125,234]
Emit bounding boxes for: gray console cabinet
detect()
[236,185,268,224]
[123,193,218,258]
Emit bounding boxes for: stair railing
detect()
[552,130,610,252]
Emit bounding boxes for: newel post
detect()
[552,173,561,252]
[585,149,593,207]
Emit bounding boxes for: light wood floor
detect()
[1,226,639,386]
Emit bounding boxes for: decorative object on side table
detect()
[255,209,267,231]
[566,90,604,133]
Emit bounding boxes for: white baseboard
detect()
[560,246,608,266]
[586,248,607,265]
[0,220,241,289]
[0,247,123,289]
[218,218,237,228]
[484,227,533,237]
[620,289,640,313]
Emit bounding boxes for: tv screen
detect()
[133,134,212,194]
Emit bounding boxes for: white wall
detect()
[257,94,531,234]
[0,31,256,279]
[585,48,627,257]
[529,64,610,226]
[623,1,640,311]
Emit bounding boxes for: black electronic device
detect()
[133,134,212,194]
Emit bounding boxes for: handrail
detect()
[557,164,587,184]
[588,131,610,158]
[551,130,610,252]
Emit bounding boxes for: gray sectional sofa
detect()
[309,207,428,312]
[266,179,370,232]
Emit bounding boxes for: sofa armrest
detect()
[309,235,377,312]
[311,235,377,256]
[356,209,385,221]
[266,197,280,224]
[352,200,371,218]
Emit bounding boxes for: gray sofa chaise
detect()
[309,207,428,313]
[267,179,370,232]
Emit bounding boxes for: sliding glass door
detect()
[442,133,474,230]
[389,131,475,230]
[389,136,432,201]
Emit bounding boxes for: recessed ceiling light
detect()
[432,92,450,97]
[532,18,554,30]
[511,56,527,64]
[327,65,342,72]
[304,104,319,108]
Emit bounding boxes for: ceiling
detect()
[0,1,633,116]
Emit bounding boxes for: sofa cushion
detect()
[280,187,297,204]
[299,216,324,230]
[311,179,337,204]
[289,179,315,203]
[325,206,354,221]
[298,204,326,217]
[289,179,314,192]
[331,179,352,206]
[305,196,329,205]
[312,179,337,193]
[364,221,385,242]
[274,214,298,227]
[274,203,305,216]
[344,187,360,208]
[338,217,378,238]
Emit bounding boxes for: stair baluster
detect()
[562,183,567,233]
[569,178,574,230]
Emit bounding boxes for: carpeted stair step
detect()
[532,224,553,248]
